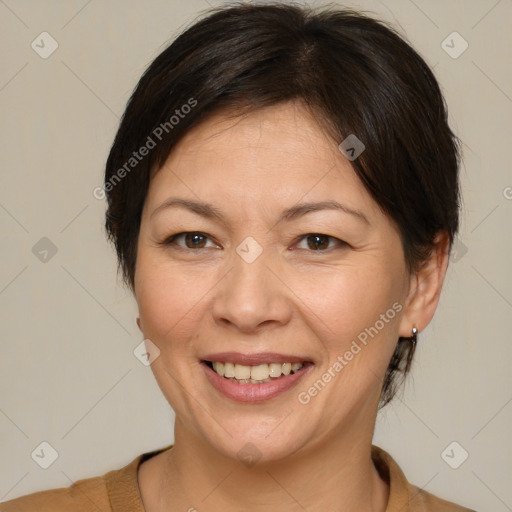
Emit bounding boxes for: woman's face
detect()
[134,101,414,462]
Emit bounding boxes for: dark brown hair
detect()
[104,1,461,407]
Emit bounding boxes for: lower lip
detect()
[202,362,313,403]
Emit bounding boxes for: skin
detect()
[134,100,450,512]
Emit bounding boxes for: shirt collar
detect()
[107,444,411,512]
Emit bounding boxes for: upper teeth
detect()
[212,362,304,382]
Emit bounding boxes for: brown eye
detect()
[183,232,208,248]
[295,234,347,252]
[162,232,216,250]
[307,234,330,250]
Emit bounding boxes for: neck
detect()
[153,419,389,512]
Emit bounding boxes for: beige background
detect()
[0,0,511,510]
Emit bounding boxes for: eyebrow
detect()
[150,198,369,225]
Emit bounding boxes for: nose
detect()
[211,247,292,334]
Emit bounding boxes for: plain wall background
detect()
[1,0,511,510]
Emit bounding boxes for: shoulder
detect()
[371,445,478,512]
[0,472,110,512]
[0,446,172,512]
[409,484,478,512]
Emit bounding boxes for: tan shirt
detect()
[1,445,476,511]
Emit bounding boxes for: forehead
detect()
[166,102,335,165]
[145,102,381,222]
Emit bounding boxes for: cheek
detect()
[302,263,405,393]
[135,249,219,349]
[300,260,401,341]
[135,251,202,342]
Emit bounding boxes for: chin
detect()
[190,412,314,467]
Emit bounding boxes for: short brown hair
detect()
[104,2,461,407]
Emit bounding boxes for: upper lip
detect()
[201,352,313,366]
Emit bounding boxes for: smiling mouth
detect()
[203,360,313,384]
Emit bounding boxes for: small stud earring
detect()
[410,326,418,346]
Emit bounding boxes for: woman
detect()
[2,2,477,511]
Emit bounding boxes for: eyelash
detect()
[159,231,348,253]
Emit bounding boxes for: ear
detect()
[398,231,451,337]
[136,316,142,331]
